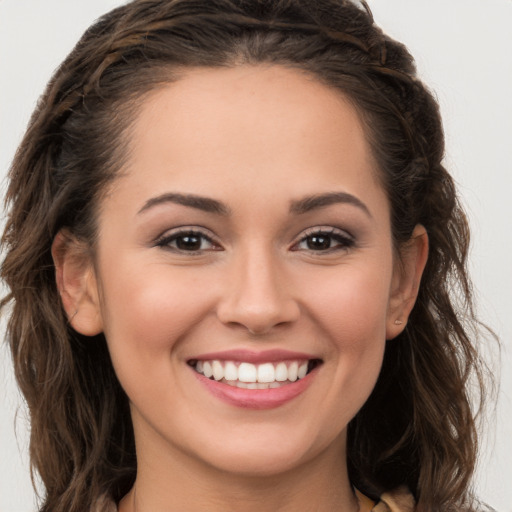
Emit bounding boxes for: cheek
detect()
[97,260,214,376]
[303,260,392,347]
[298,261,391,412]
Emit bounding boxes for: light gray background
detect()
[1,1,511,511]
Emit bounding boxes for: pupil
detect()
[307,235,330,250]
[177,235,201,250]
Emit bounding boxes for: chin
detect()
[186,426,344,479]
[202,450,312,478]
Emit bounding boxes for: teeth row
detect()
[225,380,286,390]
[195,360,309,384]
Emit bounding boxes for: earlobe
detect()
[51,230,103,336]
[386,225,429,340]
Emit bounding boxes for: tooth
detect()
[238,362,257,383]
[224,361,238,381]
[275,362,288,381]
[203,361,213,378]
[257,363,275,383]
[288,362,298,382]
[197,359,310,386]
[212,360,224,381]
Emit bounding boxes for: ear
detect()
[51,230,103,336]
[386,224,429,340]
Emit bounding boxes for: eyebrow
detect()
[137,190,371,218]
[289,192,372,217]
[138,192,231,216]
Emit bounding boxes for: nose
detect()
[216,246,300,335]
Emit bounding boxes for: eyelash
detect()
[154,227,355,254]
[155,228,220,253]
[291,227,355,253]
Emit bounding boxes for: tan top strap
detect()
[373,486,415,512]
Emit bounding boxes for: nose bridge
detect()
[217,241,299,334]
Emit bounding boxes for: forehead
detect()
[112,65,387,218]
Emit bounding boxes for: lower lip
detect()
[192,369,316,410]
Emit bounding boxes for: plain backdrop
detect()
[1,1,511,511]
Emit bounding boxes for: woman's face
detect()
[68,65,416,477]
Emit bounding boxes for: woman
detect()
[0,0,494,511]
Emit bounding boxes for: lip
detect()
[189,348,318,364]
[189,353,320,410]
[192,370,317,409]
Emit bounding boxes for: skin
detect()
[53,65,427,511]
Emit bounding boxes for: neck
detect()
[119,434,359,512]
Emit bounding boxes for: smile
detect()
[188,359,322,389]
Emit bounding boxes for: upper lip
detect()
[188,349,320,364]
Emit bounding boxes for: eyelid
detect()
[154,226,223,251]
[290,226,355,252]
[152,225,355,253]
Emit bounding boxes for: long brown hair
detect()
[1,1,493,510]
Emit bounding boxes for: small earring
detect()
[394,319,403,325]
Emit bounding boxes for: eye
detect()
[155,229,220,253]
[292,228,354,252]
